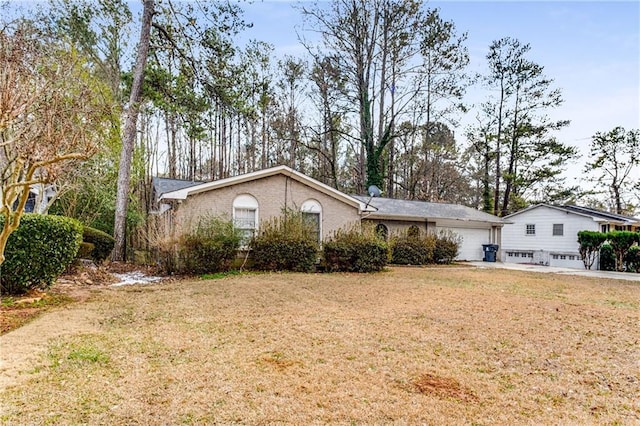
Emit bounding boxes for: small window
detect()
[375,223,389,241]
[552,254,559,260]
[508,252,514,257]
[407,225,420,238]
[552,224,564,236]
[514,253,520,257]
[560,255,566,260]
[526,224,535,235]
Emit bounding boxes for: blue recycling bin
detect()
[482,244,499,262]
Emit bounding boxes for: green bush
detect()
[77,242,95,259]
[250,210,318,272]
[599,243,615,271]
[607,231,639,271]
[433,230,461,264]
[0,214,83,294]
[82,226,115,263]
[177,216,242,275]
[390,232,436,265]
[624,246,640,273]
[322,224,389,272]
[577,230,607,270]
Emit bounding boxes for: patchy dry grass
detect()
[1,267,638,425]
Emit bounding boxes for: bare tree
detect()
[112,0,154,261]
[0,26,113,264]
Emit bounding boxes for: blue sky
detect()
[240,0,640,189]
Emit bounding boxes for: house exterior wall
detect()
[171,174,361,240]
[502,206,599,268]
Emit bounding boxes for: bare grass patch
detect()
[1,267,638,424]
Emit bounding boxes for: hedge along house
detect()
[155,166,374,247]
[154,165,506,260]
[354,196,505,261]
[501,204,640,269]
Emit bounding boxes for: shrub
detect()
[250,210,318,272]
[577,230,607,270]
[177,216,242,275]
[77,242,95,259]
[624,246,640,273]
[0,214,83,294]
[433,230,461,264]
[599,243,615,271]
[322,224,389,272]
[607,231,639,271]
[390,232,436,265]
[82,226,115,263]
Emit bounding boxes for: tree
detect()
[301,0,425,191]
[0,25,113,264]
[585,126,639,215]
[577,230,607,270]
[473,37,575,216]
[112,0,154,261]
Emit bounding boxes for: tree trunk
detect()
[112,0,154,261]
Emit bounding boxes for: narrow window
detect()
[526,224,535,235]
[233,194,259,247]
[552,224,564,236]
[301,199,322,245]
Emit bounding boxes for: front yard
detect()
[1,266,638,424]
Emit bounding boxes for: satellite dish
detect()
[368,185,382,198]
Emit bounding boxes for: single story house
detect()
[501,203,640,269]
[154,165,505,261]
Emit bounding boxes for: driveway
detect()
[469,261,640,282]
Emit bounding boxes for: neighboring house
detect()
[12,183,56,214]
[155,165,505,261]
[501,204,640,269]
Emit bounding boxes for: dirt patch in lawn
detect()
[0,266,638,424]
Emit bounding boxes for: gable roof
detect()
[353,196,505,225]
[503,203,640,225]
[159,165,373,212]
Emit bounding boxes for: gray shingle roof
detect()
[152,177,204,199]
[560,205,640,223]
[352,196,504,224]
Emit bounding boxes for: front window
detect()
[375,223,389,241]
[233,194,259,247]
[526,224,535,236]
[301,199,322,245]
[552,223,563,236]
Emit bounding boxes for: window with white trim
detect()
[552,223,564,236]
[233,194,258,247]
[301,199,322,244]
[526,224,535,235]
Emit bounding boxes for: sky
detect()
[239,0,640,194]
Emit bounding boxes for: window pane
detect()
[552,224,563,236]
[302,212,320,244]
[526,224,535,235]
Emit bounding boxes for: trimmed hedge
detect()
[0,214,83,294]
[82,226,115,263]
[322,225,389,272]
[599,243,615,271]
[250,211,318,272]
[624,246,640,273]
[577,230,607,270]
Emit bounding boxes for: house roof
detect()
[159,165,374,212]
[152,176,204,199]
[352,196,505,225]
[503,203,640,225]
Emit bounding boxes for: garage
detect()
[437,226,492,261]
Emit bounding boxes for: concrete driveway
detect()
[468,261,640,282]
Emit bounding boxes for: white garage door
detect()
[436,227,491,261]
[549,253,585,269]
